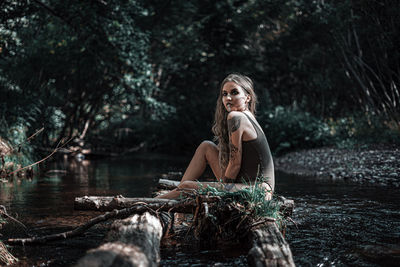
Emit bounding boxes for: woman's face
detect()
[221,82,250,112]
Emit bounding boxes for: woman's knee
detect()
[198,140,215,150]
[196,140,216,155]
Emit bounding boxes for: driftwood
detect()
[157,178,179,190]
[247,221,295,267]
[8,175,295,266]
[0,241,18,265]
[74,195,294,216]
[74,195,184,212]
[73,177,296,266]
[75,194,296,266]
[74,212,164,267]
[188,196,296,267]
[77,179,294,215]
[157,178,295,216]
[7,201,180,245]
[74,195,202,213]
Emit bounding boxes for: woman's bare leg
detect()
[156,181,273,200]
[156,141,221,199]
[181,141,221,182]
[155,181,199,199]
[156,181,225,199]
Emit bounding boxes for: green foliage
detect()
[142,0,398,152]
[198,178,281,221]
[0,127,36,176]
[0,0,398,154]
[259,106,332,155]
[0,0,171,147]
[328,113,400,148]
[258,105,400,154]
[0,78,40,169]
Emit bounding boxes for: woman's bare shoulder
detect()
[226,112,252,133]
[227,112,255,127]
[227,111,246,120]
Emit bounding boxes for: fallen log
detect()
[189,193,296,267]
[276,196,295,217]
[247,221,295,267]
[74,189,296,267]
[158,178,180,190]
[73,195,210,213]
[161,171,183,180]
[156,179,295,216]
[8,201,181,245]
[0,241,18,265]
[74,195,294,216]
[74,212,164,267]
[74,195,184,212]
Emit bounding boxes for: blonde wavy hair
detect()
[212,73,258,172]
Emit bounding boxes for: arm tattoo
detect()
[227,116,241,133]
[230,142,238,161]
[228,116,241,162]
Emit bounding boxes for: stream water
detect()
[1,154,399,266]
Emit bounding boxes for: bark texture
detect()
[0,241,18,265]
[74,195,294,216]
[74,195,182,212]
[157,179,179,190]
[74,212,163,267]
[247,221,295,267]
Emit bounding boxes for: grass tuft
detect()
[197,177,284,228]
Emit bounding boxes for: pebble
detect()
[276,145,400,187]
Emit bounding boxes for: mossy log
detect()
[74,212,165,267]
[247,221,295,267]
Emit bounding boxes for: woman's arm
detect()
[222,112,244,182]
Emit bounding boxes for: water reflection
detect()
[1,155,187,221]
[277,171,400,266]
[1,157,399,266]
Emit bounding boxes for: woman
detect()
[157,73,274,199]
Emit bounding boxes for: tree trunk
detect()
[247,221,296,267]
[74,212,163,267]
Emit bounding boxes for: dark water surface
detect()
[1,155,399,266]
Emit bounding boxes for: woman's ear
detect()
[245,95,251,104]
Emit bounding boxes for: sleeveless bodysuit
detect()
[235,112,275,191]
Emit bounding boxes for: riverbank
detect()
[275,144,400,187]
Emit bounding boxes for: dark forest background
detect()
[1,0,399,163]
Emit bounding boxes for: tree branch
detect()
[7,199,196,245]
[6,137,73,177]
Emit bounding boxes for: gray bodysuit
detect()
[236,112,275,190]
